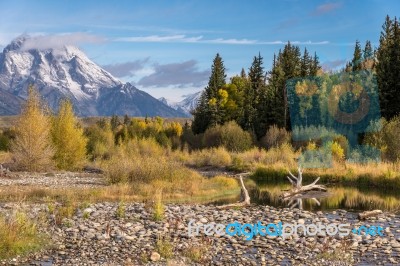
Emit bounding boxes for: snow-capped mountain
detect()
[158,91,201,116]
[0,36,187,117]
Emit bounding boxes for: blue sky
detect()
[0,0,399,101]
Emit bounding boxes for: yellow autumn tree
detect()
[51,100,87,170]
[11,86,54,171]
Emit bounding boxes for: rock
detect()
[150,252,161,261]
[200,217,208,223]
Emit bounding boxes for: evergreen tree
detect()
[310,52,321,76]
[265,43,321,131]
[377,15,400,120]
[266,53,286,128]
[242,53,265,136]
[191,92,209,134]
[192,53,226,133]
[11,86,54,171]
[352,40,363,71]
[110,115,121,131]
[280,42,302,129]
[300,48,310,77]
[51,100,87,170]
[123,114,130,125]
[363,40,373,60]
[240,68,247,78]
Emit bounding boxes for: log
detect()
[216,175,250,209]
[358,210,382,220]
[281,167,327,201]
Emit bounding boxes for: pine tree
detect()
[352,40,363,71]
[11,86,54,171]
[192,53,226,133]
[123,114,130,125]
[240,68,247,78]
[110,115,121,131]
[242,53,265,135]
[280,42,302,129]
[51,100,87,170]
[191,92,210,134]
[310,52,321,76]
[265,43,320,131]
[300,48,310,77]
[266,53,285,127]
[363,40,373,60]
[377,15,400,120]
[250,53,269,139]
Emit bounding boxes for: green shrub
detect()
[203,121,253,152]
[382,116,400,161]
[85,122,114,160]
[0,129,15,151]
[364,116,400,162]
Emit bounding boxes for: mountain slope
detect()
[158,91,201,116]
[0,36,187,117]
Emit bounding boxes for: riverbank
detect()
[1,202,400,266]
[251,165,400,190]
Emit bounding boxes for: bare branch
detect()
[286,176,296,186]
[217,175,250,209]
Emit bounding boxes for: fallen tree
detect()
[281,167,327,201]
[216,175,250,209]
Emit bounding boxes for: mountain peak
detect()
[158,91,201,116]
[0,37,188,117]
[4,34,30,52]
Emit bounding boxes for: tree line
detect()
[192,15,400,142]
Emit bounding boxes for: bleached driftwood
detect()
[358,210,382,220]
[216,175,250,209]
[282,167,327,200]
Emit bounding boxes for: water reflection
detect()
[248,182,400,212]
[283,191,330,210]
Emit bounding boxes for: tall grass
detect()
[185,147,232,168]
[0,212,45,259]
[251,161,400,190]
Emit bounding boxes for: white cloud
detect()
[19,33,105,51]
[115,34,329,45]
[115,35,203,43]
[205,38,257,44]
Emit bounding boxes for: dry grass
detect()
[252,158,400,190]
[155,235,174,259]
[184,147,232,168]
[0,174,240,205]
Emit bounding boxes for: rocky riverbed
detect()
[1,202,400,266]
[0,171,106,188]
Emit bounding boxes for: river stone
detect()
[150,252,161,261]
